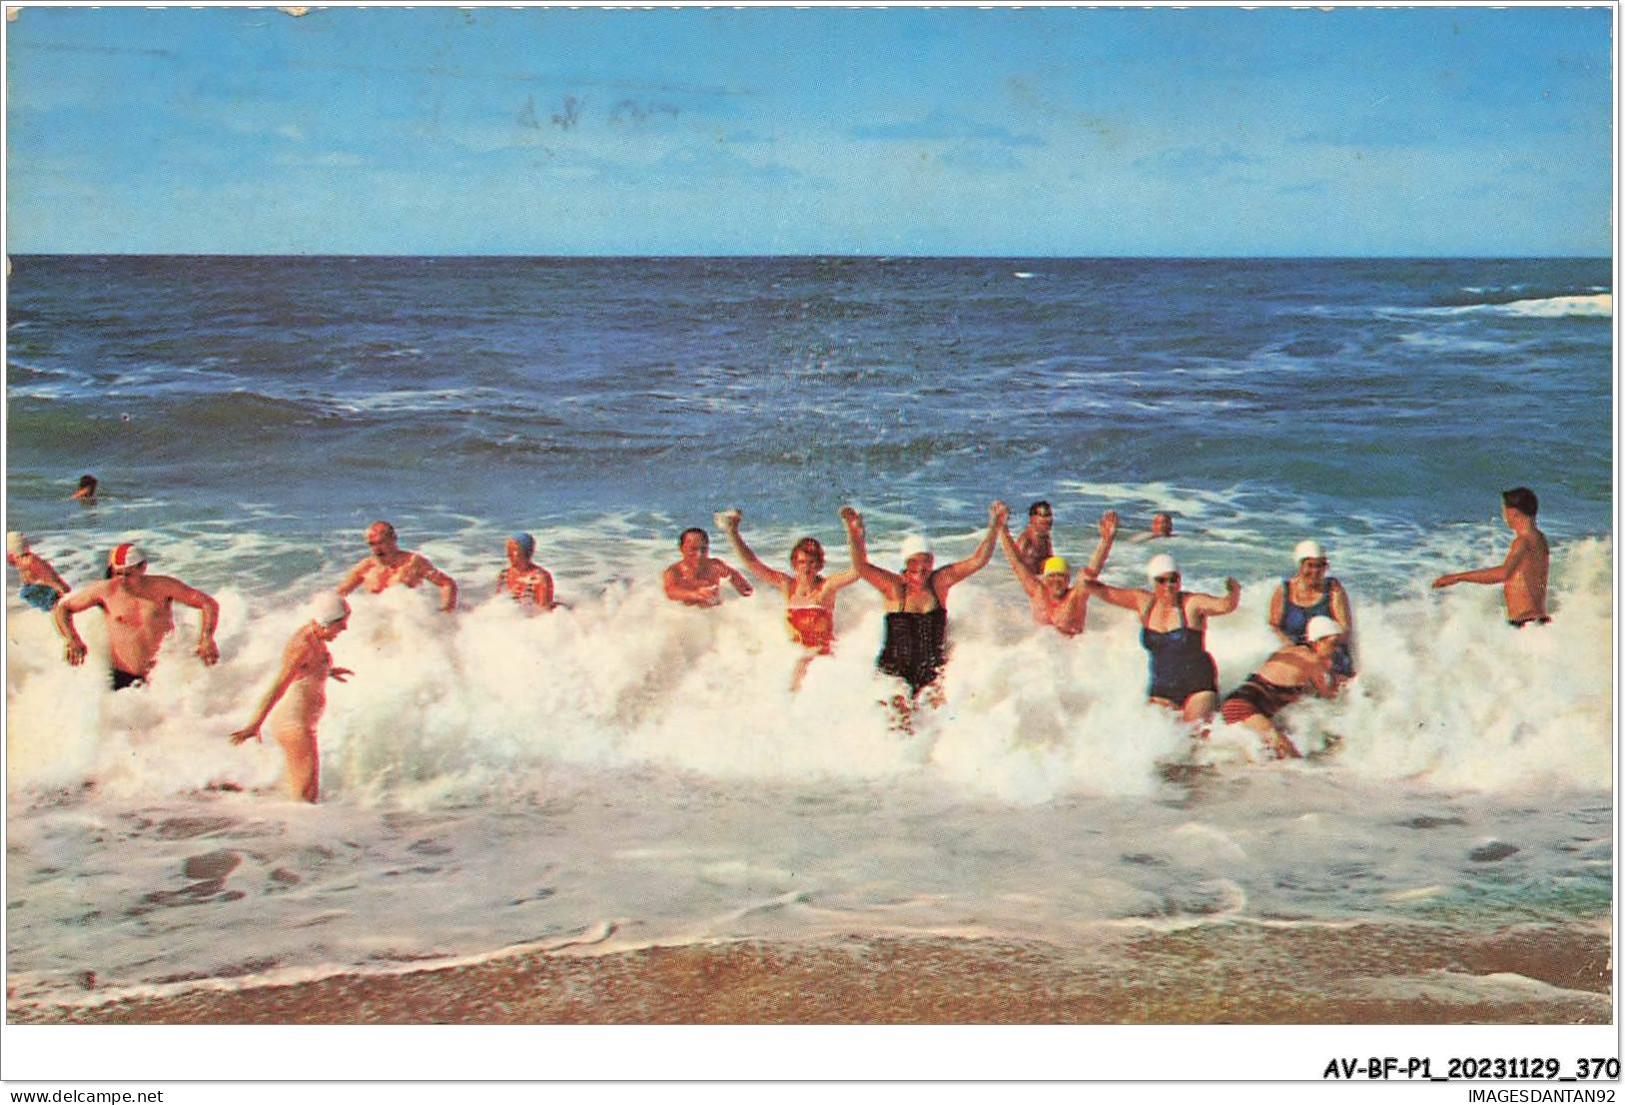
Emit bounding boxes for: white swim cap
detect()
[899,534,933,562]
[6,532,29,556]
[310,591,350,625]
[1294,539,1326,562]
[1145,553,1179,582]
[1305,615,1343,642]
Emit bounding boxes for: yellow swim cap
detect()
[1042,556,1069,576]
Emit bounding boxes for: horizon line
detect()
[7,251,1613,262]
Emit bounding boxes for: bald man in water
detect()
[338,521,458,612]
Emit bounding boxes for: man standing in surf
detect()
[842,501,1003,719]
[1432,487,1551,627]
[338,521,459,612]
[230,592,353,803]
[661,526,754,606]
[53,542,221,689]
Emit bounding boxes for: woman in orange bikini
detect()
[718,508,860,690]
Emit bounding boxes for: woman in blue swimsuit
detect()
[1268,539,1355,678]
[1086,553,1241,723]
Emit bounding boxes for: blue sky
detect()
[5,5,1613,256]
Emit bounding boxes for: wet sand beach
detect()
[10,923,1608,1025]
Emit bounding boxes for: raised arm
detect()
[718,514,788,590]
[995,513,1042,598]
[936,500,1007,590]
[1081,510,1119,580]
[1188,578,1243,619]
[230,632,311,745]
[841,506,901,597]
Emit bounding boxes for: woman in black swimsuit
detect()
[1085,552,1241,723]
[841,501,1004,705]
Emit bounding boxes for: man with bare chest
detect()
[53,542,220,689]
[1432,487,1551,627]
[337,521,459,612]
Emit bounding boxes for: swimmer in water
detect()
[995,507,1119,636]
[338,521,459,612]
[53,542,221,690]
[1150,512,1175,539]
[843,501,1003,713]
[1269,538,1355,677]
[1220,615,1346,760]
[70,474,98,503]
[661,527,753,607]
[7,532,70,612]
[718,508,861,690]
[1432,487,1551,627]
[230,592,354,803]
[1012,501,1055,576]
[1085,553,1241,724]
[495,532,557,609]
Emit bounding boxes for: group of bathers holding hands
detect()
[7,486,1548,802]
[661,485,1551,757]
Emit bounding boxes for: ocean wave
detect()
[1403,293,1613,319]
[6,535,1609,807]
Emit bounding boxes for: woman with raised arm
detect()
[1085,553,1241,724]
[716,508,860,690]
[842,501,1004,710]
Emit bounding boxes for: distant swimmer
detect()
[661,526,753,607]
[338,521,458,612]
[995,507,1118,636]
[1150,512,1175,539]
[7,532,69,612]
[70,474,98,503]
[230,592,354,803]
[53,542,221,689]
[1220,615,1347,760]
[1432,487,1550,627]
[1269,539,1355,677]
[1085,553,1241,724]
[719,508,860,689]
[844,501,1002,708]
[1012,501,1054,575]
[496,532,557,609]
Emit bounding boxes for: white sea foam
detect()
[6,528,1611,1003]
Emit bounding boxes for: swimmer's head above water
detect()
[791,536,825,575]
[508,532,536,565]
[366,521,399,559]
[898,534,933,578]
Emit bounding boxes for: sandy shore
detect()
[9,922,1609,1024]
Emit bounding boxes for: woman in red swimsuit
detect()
[718,508,860,690]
